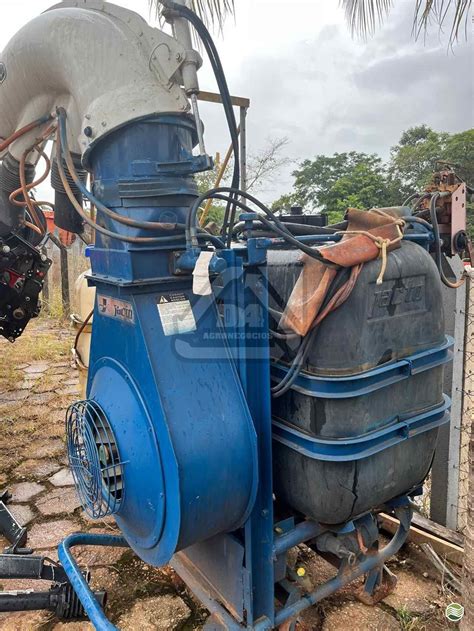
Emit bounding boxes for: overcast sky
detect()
[1,0,472,202]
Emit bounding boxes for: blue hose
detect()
[58,532,129,631]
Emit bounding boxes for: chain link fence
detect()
[458,271,473,533]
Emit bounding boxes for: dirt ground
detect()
[0,318,461,630]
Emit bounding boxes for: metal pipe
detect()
[58,532,129,631]
[0,591,58,613]
[190,93,206,156]
[255,505,413,629]
[239,107,247,193]
[199,125,241,227]
[253,232,432,249]
[273,520,324,557]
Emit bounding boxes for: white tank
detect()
[71,270,95,399]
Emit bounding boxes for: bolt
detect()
[84,126,93,138]
[176,53,182,61]
[40,254,47,262]
[2,245,10,254]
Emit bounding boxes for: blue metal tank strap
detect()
[270,335,454,399]
[272,395,450,462]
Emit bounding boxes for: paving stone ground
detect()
[0,319,454,630]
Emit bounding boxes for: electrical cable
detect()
[189,191,341,264]
[402,192,421,207]
[17,147,51,235]
[73,308,94,367]
[269,329,300,340]
[9,148,52,208]
[232,220,344,238]
[0,114,54,154]
[271,264,362,397]
[187,186,292,240]
[5,122,57,238]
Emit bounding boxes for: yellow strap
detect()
[335,216,405,285]
[376,238,390,285]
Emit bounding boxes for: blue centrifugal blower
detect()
[0,1,469,629]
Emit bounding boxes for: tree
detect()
[273,151,395,222]
[388,125,450,199]
[195,136,290,227]
[246,137,291,193]
[388,127,474,236]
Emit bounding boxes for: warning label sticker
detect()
[157,292,196,337]
[97,295,135,324]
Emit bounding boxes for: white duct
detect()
[0,0,191,164]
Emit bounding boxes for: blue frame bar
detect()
[273,520,324,557]
[57,533,129,631]
[272,395,450,462]
[267,503,413,628]
[271,336,453,399]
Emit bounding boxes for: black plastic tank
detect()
[268,241,450,524]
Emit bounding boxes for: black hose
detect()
[188,186,293,239]
[233,220,345,237]
[271,267,352,397]
[271,327,318,397]
[404,215,432,229]
[402,192,421,207]
[190,191,339,265]
[165,2,240,244]
[429,193,464,289]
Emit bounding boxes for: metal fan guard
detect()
[66,399,124,519]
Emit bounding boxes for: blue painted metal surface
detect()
[88,115,211,283]
[271,336,453,399]
[273,395,450,462]
[266,503,413,629]
[273,520,324,556]
[214,248,276,626]
[82,116,258,567]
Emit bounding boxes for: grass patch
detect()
[396,606,426,631]
[3,330,71,364]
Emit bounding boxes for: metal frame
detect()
[197,90,249,193]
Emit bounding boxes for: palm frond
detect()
[149,0,235,32]
[340,0,394,38]
[413,0,472,45]
[341,0,471,44]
